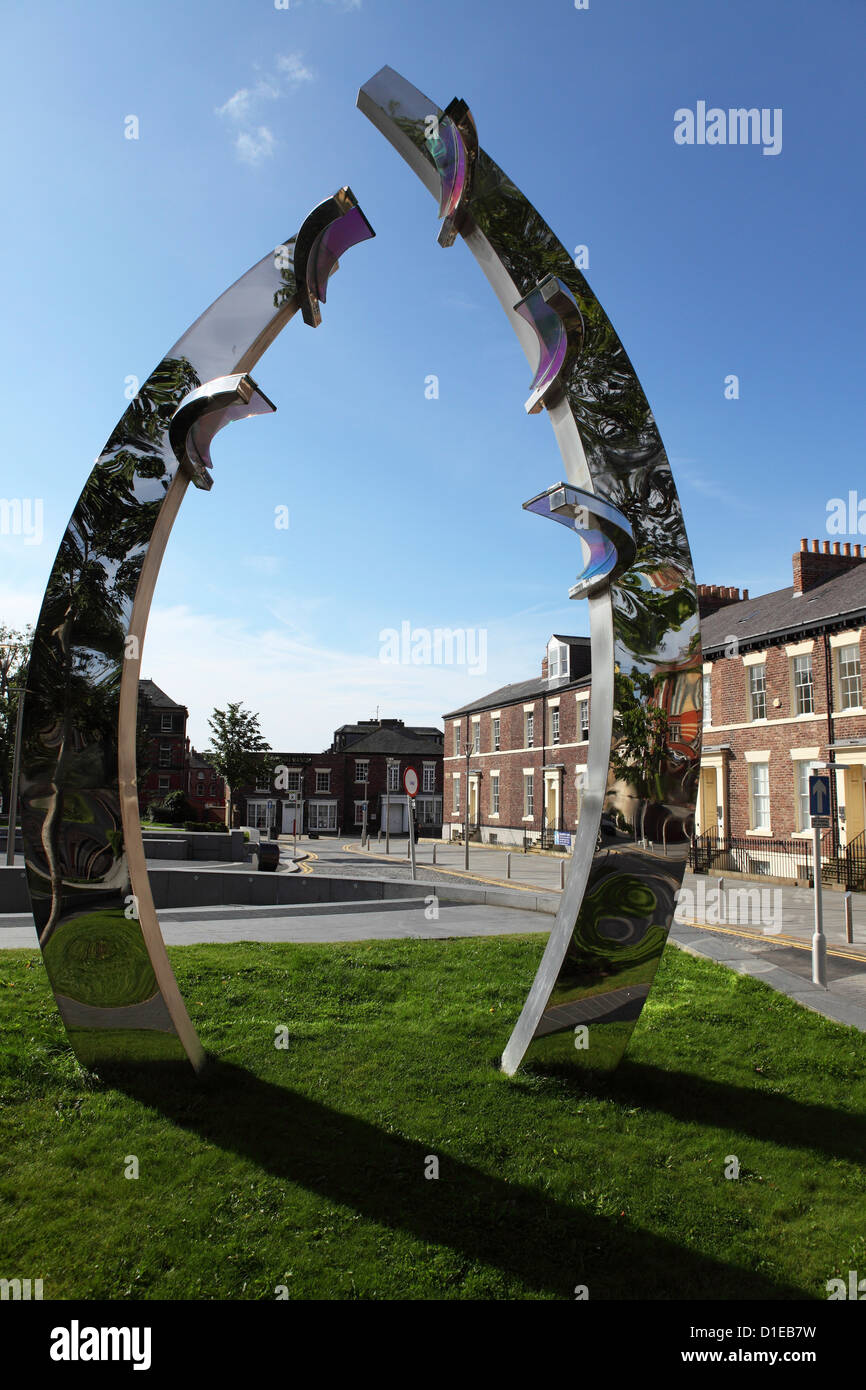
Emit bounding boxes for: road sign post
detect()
[404,767,419,881]
[809,773,831,989]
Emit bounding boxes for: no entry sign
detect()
[403,767,419,797]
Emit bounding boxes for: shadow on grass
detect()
[530,1059,866,1167]
[102,1057,810,1301]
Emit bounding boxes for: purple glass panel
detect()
[313,205,375,303]
[426,118,467,220]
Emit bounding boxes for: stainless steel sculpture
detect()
[358,67,702,1075]
[21,70,699,1080]
[20,189,374,1070]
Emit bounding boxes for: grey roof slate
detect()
[444,671,591,720]
[701,567,866,653]
[138,678,186,710]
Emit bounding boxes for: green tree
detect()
[610,670,670,844]
[205,703,272,828]
[0,625,33,815]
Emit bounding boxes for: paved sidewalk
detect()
[348,840,866,952]
[0,899,551,949]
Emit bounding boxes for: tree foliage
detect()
[205,703,272,826]
[0,625,33,810]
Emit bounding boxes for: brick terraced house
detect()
[137,679,188,811]
[442,634,592,848]
[236,718,443,837]
[698,539,866,868]
[185,744,226,823]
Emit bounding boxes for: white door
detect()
[282,801,302,834]
[388,802,403,832]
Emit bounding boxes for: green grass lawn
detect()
[0,934,864,1301]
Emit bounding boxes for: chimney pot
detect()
[811,539,820,553]
[822,540,830,554]
[801,538,808,551]
[833,542,841,555]
[742,589,749,600]
[844,543,852,556]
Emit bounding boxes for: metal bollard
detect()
[845,891,854,944]
[432,843,437,866]
[560,859,565,890]
[506,852,511,880]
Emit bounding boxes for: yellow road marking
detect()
[339,843,553,894]
[298,851,317,875]
[685,919,865,965]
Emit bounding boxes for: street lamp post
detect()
[464,715,470,870]
[5,686,27,867]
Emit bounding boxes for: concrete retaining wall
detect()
[140,830,245,862]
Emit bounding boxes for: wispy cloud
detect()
[234,127,276,166]
[216,54,315,164]
[276,53,314,85]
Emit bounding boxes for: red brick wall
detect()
[704,630,866,839]
[443,687,591,840]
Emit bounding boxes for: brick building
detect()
[185,744,226,822]
[441,634,592,847]
[236,718,443,836]
[698,539,866,860]
[137,679,188,811]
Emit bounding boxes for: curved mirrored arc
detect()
[20,191,374,1072]
[358,67,702,1077]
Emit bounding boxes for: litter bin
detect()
[254,842,280,871]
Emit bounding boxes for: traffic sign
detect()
[809,773,831,818]
[403,767,419,797]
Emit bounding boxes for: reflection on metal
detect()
[168,375,277,491]
[514,277,584,415]
[524,483,636,598]
[20,189,374,1071]
[359,66,702,1076]
[425,101,478,247]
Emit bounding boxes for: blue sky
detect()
[1,0,863,750]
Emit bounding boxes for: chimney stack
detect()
[793,537,866,594]
[697,583,746,619]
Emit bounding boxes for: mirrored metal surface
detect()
[20,191,374,1071]
[358,67,701,1076]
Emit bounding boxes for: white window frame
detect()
[578,697,589,742]
[160,713,173,732]
[491,773,500,816]
[523,771,534,819]
[492,716,501,752]
[749,761,771,832]
[793,653,815,716]
[387,762,401,792]
[422,762,435,793]
[453,774,460,814]
[837,643,862,711]
[355,760,369,784]
[748,663,767,722]
[309,801,337,831]
[315,770,331,794]
[702,671,712,727]
[525,712,534,748]
[551,708,560,745]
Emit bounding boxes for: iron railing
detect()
[821,828,866,890]
[689,832,815,882]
